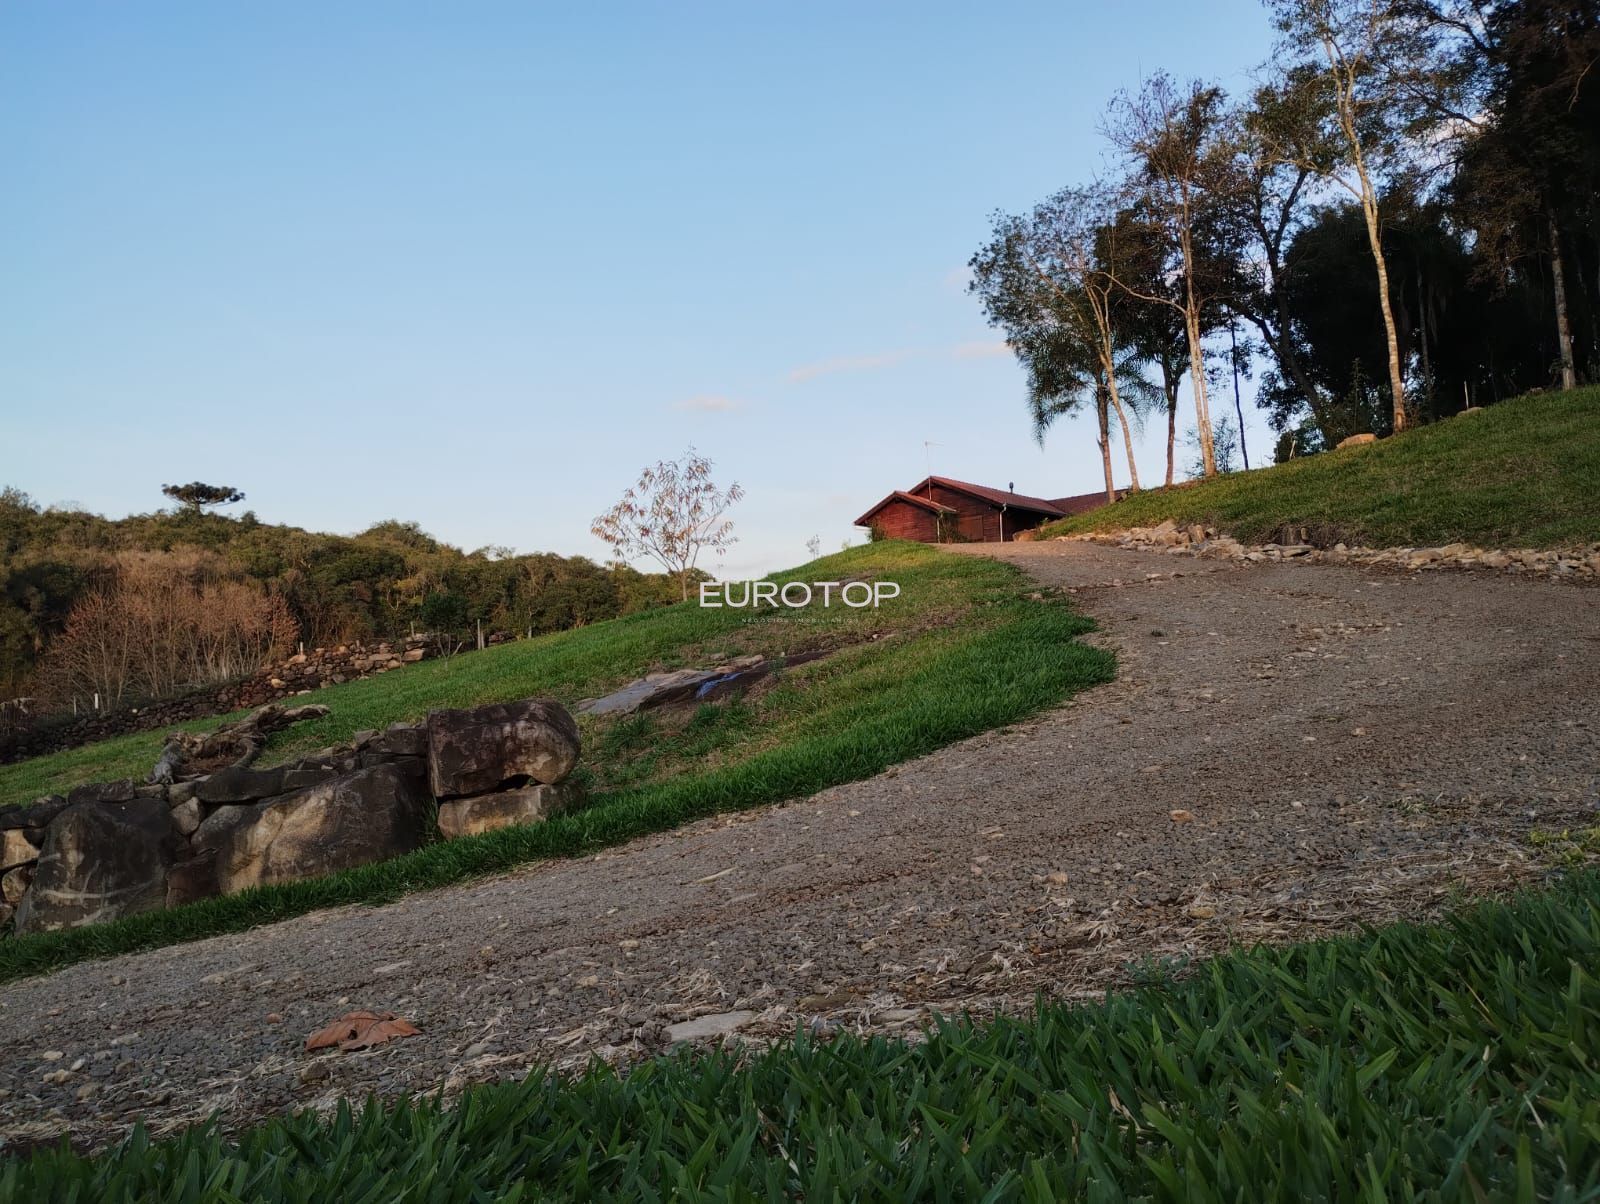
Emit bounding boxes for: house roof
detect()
[852,490,958,527]
[913,476,1067,516]
[1048,489,1123,516]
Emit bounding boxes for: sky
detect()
[2,1,1279,577]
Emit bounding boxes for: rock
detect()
[402,648,425,663]
[14,800,179,933]
[351,729,379,749]
[426,699,580,797]
[0,795,67,831]
[165,851,220,908]
[369,724,428,757]
[576,669,721,717]
[2,827,40,871]
[279,763,345,792]
[191,802,257,853]
[1,863,32,905]
[665,1010,756,1044]
[66,779,135,807]
[1336,432,1377,449]
[437,782,579,840]
[196,766,287,804]
[166,781,198,806]
[214,762,433,894]
[169,797,204,837]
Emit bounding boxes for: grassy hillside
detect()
[7,868,1598,1199]
[1042,386,1600,548]
[0,542,1112,979]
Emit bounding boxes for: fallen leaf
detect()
[339,1017,421,1051]
[1169,809,1195,823]
[304,1010,420,1052]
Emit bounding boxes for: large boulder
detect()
[14,800,179,933]
[0,794,66,831]
[426,699,579,798]
[214,761,432,894]
[437,782,578,840]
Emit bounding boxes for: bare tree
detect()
[592,449,744,600]
[1105,75,1239,477]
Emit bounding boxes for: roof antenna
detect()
[1008,481,1014,493]
[923,440,940,499]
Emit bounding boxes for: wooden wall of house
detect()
[864,490,1057,543]
[868,500,942,541]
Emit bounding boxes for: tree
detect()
[1105,74,1241,476]
[162,482,246,512]
[591,449,744,600]
[969,186,1148,501]
[1225,72,1337,435]
[1266,0,1443,432]
[1448,0,1600,391]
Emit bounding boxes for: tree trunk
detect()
[1096,385,1115,503]
[1549,213,1577,392]
[1105,367,1141,493]
[1358,192,1408,432]
[1230,322,1249,471]
[1163,364,1178,488]
[1176,219,1217,477]
[1184,305,1216,476]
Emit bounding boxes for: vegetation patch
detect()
[1039,387,1600,550]
[0,543,1112,980]
[6,871,1599,1199]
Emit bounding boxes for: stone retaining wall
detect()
[1066,522,1600,581]
[0,696,580,936]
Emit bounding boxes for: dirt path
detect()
[2,542,1596,1152]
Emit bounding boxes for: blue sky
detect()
[2,1,1277,576]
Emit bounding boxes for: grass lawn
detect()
[0,542,1112,982]
[1041,386,1600,549]
[5,870,1598,1200]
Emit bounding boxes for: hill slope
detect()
[1042,387,1600,548]
[0,542,1111,979]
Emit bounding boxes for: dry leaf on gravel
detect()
[304,1010,420,1052]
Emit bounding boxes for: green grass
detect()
[0,543,1112,981]
[1042,386,1600,549]
[7,872,1600,1200]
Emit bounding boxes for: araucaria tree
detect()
[591,449,744,600]
[161,482,246,512]
[969,186,1146,501]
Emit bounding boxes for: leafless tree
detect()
[592,449,744,600]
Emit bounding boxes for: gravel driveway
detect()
[2,541,1596,1152]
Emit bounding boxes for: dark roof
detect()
[1048,489,1124,516]
[915,476,1066,516]
[852,489,958,527]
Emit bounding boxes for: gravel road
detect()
[2,540,1596,1152]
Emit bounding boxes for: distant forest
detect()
[0,487,685,705]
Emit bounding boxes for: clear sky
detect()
[3,1,1277,577]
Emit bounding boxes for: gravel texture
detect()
[1,540,1596,1153]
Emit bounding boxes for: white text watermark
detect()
[700,580,900,608]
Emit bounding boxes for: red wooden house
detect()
[853,476,1120,543]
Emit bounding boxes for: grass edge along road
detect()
[0,544,1112,983]
[1041,386,1600,550]
[5,870,1598,1199]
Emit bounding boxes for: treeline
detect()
[969,0,1599,493]
[0,488,685,705]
